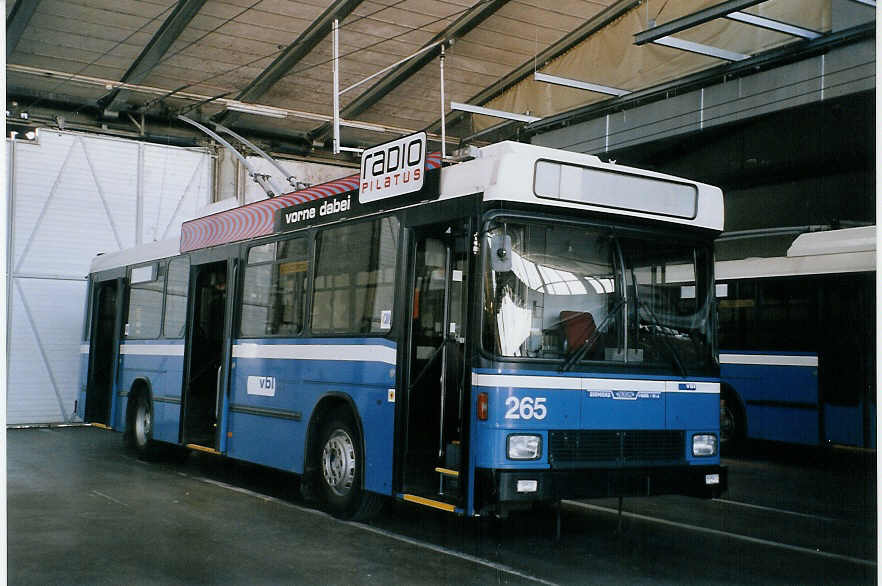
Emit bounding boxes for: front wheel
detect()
[720,394,744,455]
[317,410,383,520]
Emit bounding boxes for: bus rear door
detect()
[84,276,125,427]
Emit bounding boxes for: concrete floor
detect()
[7,427,532,585]
[7,426,878,585]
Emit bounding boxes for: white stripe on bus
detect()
[471,373,583,390]
[232,343,397,365]
[80,344,90,354]
[472,373,719,394]
[119,344,185,356]
[719,354,818,367]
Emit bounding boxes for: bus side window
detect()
[163,257,190,338]
[312,217,399,335]
[127,261,166,339]
[241,239,308,337]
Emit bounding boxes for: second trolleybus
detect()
[79,137,726,519]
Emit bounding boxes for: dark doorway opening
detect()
[182,261,228,448]
[85,280,122,425]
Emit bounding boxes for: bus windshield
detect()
[482,219,715,375]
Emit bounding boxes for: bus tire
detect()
[127,393,157,460]
[720,389,745,456]
[316,409,383,520]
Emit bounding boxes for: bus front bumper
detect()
[476,464,727,509]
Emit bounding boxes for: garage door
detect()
[8,130,212,424]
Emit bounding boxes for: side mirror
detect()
[489,233,512,272]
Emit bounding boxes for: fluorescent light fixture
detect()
[725,12,821,39]
[534,72,630,97]
[653,36,750,61]
[225,101,288,119]
[450,101,540,123]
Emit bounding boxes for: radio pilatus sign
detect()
[359,132,426,203]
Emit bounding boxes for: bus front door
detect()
[401,223,470,506]
[85,278,125,426]
[181,261,229,451]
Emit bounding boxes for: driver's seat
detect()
[560,311,596,352]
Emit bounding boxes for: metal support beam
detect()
[98,0,206,112]
[216,0,365,125]
[725,12,822,39]
[311,0,509,140]
[534,72,630,96]
[426,0,641,134]
[633,0,765,45]
[653,36,750,61]
[7,0,41,55]
[8,63,459,146]
[450,102,540,123]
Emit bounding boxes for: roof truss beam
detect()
[7,0,42,55]
[99,0,206,112]
[633,0,766,45]
[215,0,365,125]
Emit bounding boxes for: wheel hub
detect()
[321,429,356,496]
[135,402,151,447]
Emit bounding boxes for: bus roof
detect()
[716,226,877,280]
[90,141,724,274]
[90,236,180,274]
[438,141,724,232]
[179,142,722,253]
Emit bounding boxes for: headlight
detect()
[507,434,541,460]
[692,433,717,457]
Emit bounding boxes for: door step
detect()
[402,493,458,513]
[185,443,221,455]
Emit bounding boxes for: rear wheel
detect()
[316,410,383,520]
[127,393,157,459]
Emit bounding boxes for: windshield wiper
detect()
[636,299,688,378]
[560,296,626,372]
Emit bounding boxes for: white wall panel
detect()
[8,278,85,423]
[8,131,212,424]
[142,144,212,243]
[13,133,138,277]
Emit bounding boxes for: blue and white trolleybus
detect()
[79,138,727,519]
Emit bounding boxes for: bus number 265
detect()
[504,396,547,420]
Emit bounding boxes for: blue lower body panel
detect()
[226,338,397,496]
